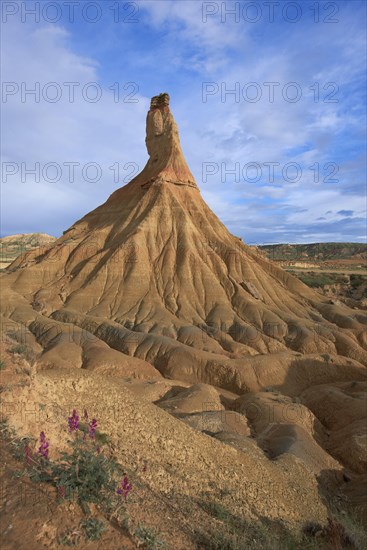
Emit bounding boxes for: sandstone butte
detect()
[1,93,366,548]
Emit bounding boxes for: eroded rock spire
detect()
[135,93,198,190]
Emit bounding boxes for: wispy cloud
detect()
[1,0,366,243]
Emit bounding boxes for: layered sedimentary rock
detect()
[1,96,366,518]
[2,94,366,378]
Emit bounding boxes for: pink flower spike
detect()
[67,409,79,433]
[89,418,97,439]
[116,474,132,499]
[38,432,49,460]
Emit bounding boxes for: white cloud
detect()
[1,2,365,244]
[1,18,149,235]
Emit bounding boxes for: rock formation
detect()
[1,95,366,532]
[3,95,366,378]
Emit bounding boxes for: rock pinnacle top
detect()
[150,92,170,109]
[130,93,198,190]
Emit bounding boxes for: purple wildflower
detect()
[68,409,79,433]
[58,485,66,499]
[116,473,132,500]
[38,431,49,460]
[89,418,97,439]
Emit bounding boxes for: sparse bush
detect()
[134,524,166,549]
[297,273,335,288]
[24,408,132,539]
[195,498,329,549]
[333,512,367,549]
[28,412,128,516]
[350,275,364,289]
[303,515,362,549]
[58,528,81,546]
[303,521,323,537]
[8,344,35,364]
[9,344,28,355]
[200,500,232,522]
[78,420,110,446]
[81,517,106,541]
[264,386,280,395]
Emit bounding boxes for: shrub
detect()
[200,500,232,522]
[9,344,28,355]
[58,528,81,546]
[297,273,335,288]
[46,442,120,508]
[0,359,6,370]
[303,516,361,549]
[8,344,35,364]
[81,517,106,541]
[27,409,132,519]
[264,386,280,395]
[134,524,166,549]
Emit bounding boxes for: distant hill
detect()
[257,242,366,307]
[0,233,56,268]
[258,242,366,263]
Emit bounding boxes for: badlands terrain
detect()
[257,244,366,310]
[0,93,366,549]
[0,233,57,270]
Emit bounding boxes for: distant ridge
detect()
[258,242,366,262]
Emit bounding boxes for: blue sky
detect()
[1,0,366,244]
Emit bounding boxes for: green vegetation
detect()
[27,420,125,519]
[2,415,365,550]
[58,529,81,546]
[9,344,28,355]
[9,410,134,545]
[286,270,366,297]
[195,498,364,549]
[8,343,35,365]
[78,421,111,446]
[134,524,166,549]
[264,386,280,394]
[194,499,318,549]
[59,520,107,546]
[293,272,335,288]
[200,500,232,522]
[350,274,365,288]
[0,359,6,370]
[80,517,106,540]
[30,438,120,512]
[259,242,366,262]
